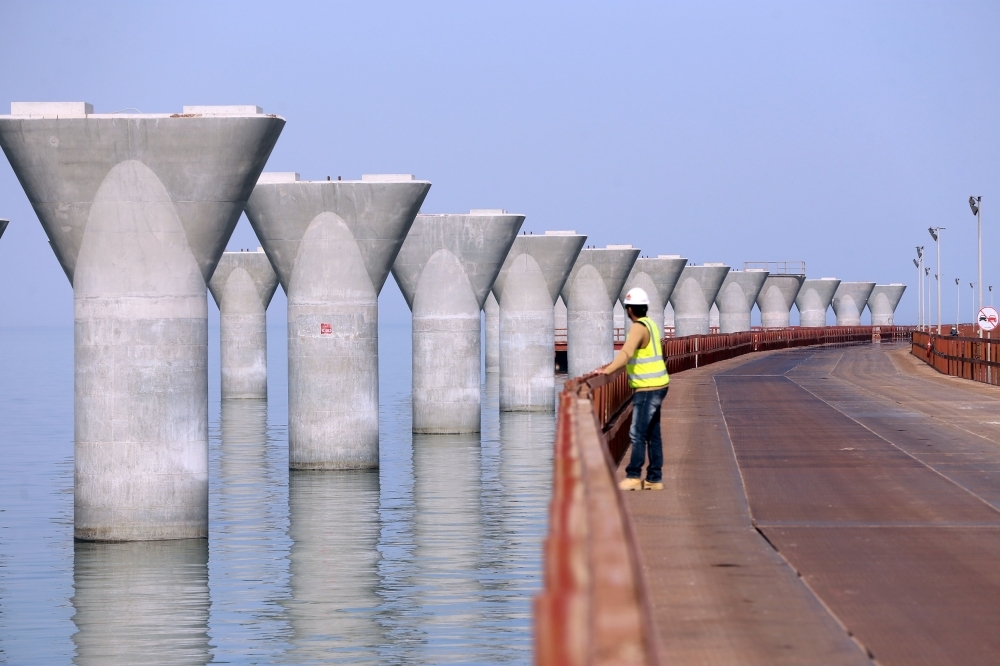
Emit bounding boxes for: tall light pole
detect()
[929,226,945,334]
[926,268,931,324]
[956,278,961,330]
[970,196,982,334]
[917,246,925,329]
[913,258,922,329]
[971,282,976,325]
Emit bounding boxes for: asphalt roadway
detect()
[620,342,1000,666]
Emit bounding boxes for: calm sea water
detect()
[0,323,554,665]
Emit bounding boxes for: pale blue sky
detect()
[1,1,997,326]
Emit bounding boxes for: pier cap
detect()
[392,211,524,310]
[0,102,285,285]
[245,173,431,294]
[492,232,586,306]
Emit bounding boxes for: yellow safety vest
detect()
[626,317,669,389]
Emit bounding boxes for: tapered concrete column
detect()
[795,278,841,327]
[0,219,8,239]
[493,231,585,411]
[756,275,806,328]
[287,470,382,661]
[246,173,429,468]
[392,211,523,433]
[72,540,211,665]
[832,281,876,326]
[0,102,283,540]
[669,264,730,337]
[484,292,500,373]
[555,296,567,330]
[716,269,768,333]
[562,246,639,378]
[208,250,279,399]
[867,284,906,325]
[619,255,687,335]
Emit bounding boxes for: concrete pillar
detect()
[287,470,382,661]
[561,245,640,378]
[554,295,567,330]
[72,540,210,665]
[613,300,625,330]
[392,210,523,433]
[245,172,430,468]
[832,281,876,326]
[484,292,500,373]
[795,278,841,327]
[757,275,806,328]
[669,264,730,337]
[0,102,283,540]
[0,218,8,240]
[867,284,906,325]
[492,231,585,411]
[208,249,279,399]
[619,255,687,335]
[716,269,768,333]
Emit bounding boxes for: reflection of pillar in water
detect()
[286,470,382,662]
[71,540,210,666]
[412,433,484,655]
[212,399,289,659]
[497,411,555,647]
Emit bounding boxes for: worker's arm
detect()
[602,322,649,374]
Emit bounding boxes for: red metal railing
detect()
[912,330,999,386]
[536,325,913,665]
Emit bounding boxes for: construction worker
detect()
[603,287,669,490]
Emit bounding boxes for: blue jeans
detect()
[625,387,668,483]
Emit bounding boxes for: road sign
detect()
[978,306,999,332]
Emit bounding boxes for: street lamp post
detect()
[929,227,945,334]
[970,196,982,335]
[955,278,960,332]
[915,246,925,330]
[926,268,931,326]
[971,282,976,325]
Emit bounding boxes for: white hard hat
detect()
[624,287,650,306]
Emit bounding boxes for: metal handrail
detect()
[912,330,999,386]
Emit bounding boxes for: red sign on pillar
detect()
[320,323,332,335]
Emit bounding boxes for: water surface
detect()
[0,324,554,664]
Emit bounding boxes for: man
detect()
[603,287,669,491]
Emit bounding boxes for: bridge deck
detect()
[621,343,1000,665]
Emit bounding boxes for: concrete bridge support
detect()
[867,284,906,325]
[669,264,730,337]
[493,231,585,411]
[208,250,280,399]
[392,210,523,433]
[485,292,500,373]
[795,278,841,327]
[619,255,687,336]
[757,275,806,328]
[0,102,283,540]
[716,269,768,333]
[832,282,876,326]
[561,246,639,378]
[245,172,430,468]
[0,219,7,239]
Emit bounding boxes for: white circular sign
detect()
[979,306,999,332]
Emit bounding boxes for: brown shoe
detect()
[642,480,664,491]
[619,477,642,491]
